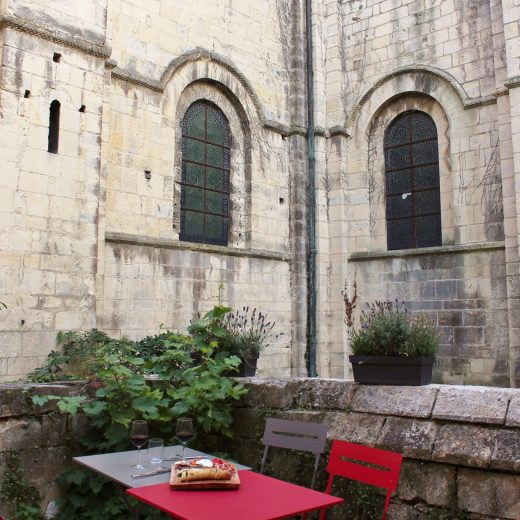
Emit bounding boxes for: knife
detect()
[163,456,205,461]
[131,467,171,478]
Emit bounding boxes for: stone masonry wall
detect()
[0,0,108,382]
[99,0,307,377]
[0,382,83,519]
[1,379,519,519]
[224,378,520,519]
[350,246,509,386]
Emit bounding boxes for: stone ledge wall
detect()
[223,379,520,520]
[0,382,83,518]
[1,379,519,519]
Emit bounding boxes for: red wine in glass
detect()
[130,420,149,469]
[176,418,194,460]
[130,435,149,449]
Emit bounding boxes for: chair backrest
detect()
[260,418,327,489]
[323,440,403,520]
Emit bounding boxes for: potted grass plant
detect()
[347,298,439,386]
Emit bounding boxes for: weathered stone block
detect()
[323,411,385,445]
[506,395,520,427]
[240,378,300,409]
[41,414,69,447]
[0,383,30,417]
[432,385,511,424]
[458,468,520,519]
[27,383,86,414]
[378,417,437,459]
[0,418,42,451]
[397,459,455,508]
[297,379,355,410]
[432,424,496,468]
[490,429,520,472]
[387,502,429,520]
[351,385,437,418]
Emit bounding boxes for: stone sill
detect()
[347,241,505,262]
[105,231,291,262]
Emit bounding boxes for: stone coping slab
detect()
[351,384,438,418]
[433,385,515,424]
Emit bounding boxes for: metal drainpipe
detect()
[305,0,317,377]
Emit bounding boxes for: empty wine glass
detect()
[175,418,194,460]
[130,420,149,469]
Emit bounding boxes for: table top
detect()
[74,446,250,489]
[127,469,344,520]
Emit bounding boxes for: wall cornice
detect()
[0,14,111,58]
[505,76,520,89]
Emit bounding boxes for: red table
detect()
[127,469,343,520]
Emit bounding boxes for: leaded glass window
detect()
[180,101,230,246]
[384,111,442,250]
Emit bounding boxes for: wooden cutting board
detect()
[169,466,240,490]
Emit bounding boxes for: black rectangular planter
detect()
[349,355,434,386]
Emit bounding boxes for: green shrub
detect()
[26,328,194,383]
[350,300,439,357]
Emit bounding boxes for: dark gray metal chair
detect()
[260,418,328,489]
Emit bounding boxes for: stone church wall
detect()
[0,0,519,384]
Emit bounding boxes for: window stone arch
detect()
[364,94,453,251]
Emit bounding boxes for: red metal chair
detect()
[320,440,403,520]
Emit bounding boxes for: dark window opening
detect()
[24,90,30,99]
[53,53,61,63]
[79,105,86,113]
[384,110,442,251]
[48,100,60,154]
[179,100,231,246]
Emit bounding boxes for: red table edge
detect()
[126,471,344,520]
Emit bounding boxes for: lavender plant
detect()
[220,306,277,359]
[350,300,439,357]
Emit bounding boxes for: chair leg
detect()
[318,507,326,520]
[260,446,269,474]
[381,490,392,520]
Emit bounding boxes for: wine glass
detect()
[130,420,149,469]
[176,418,194,460]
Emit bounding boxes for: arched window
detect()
[384,111,442,250]
[47,100,60,154]
[179,100,230,246]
